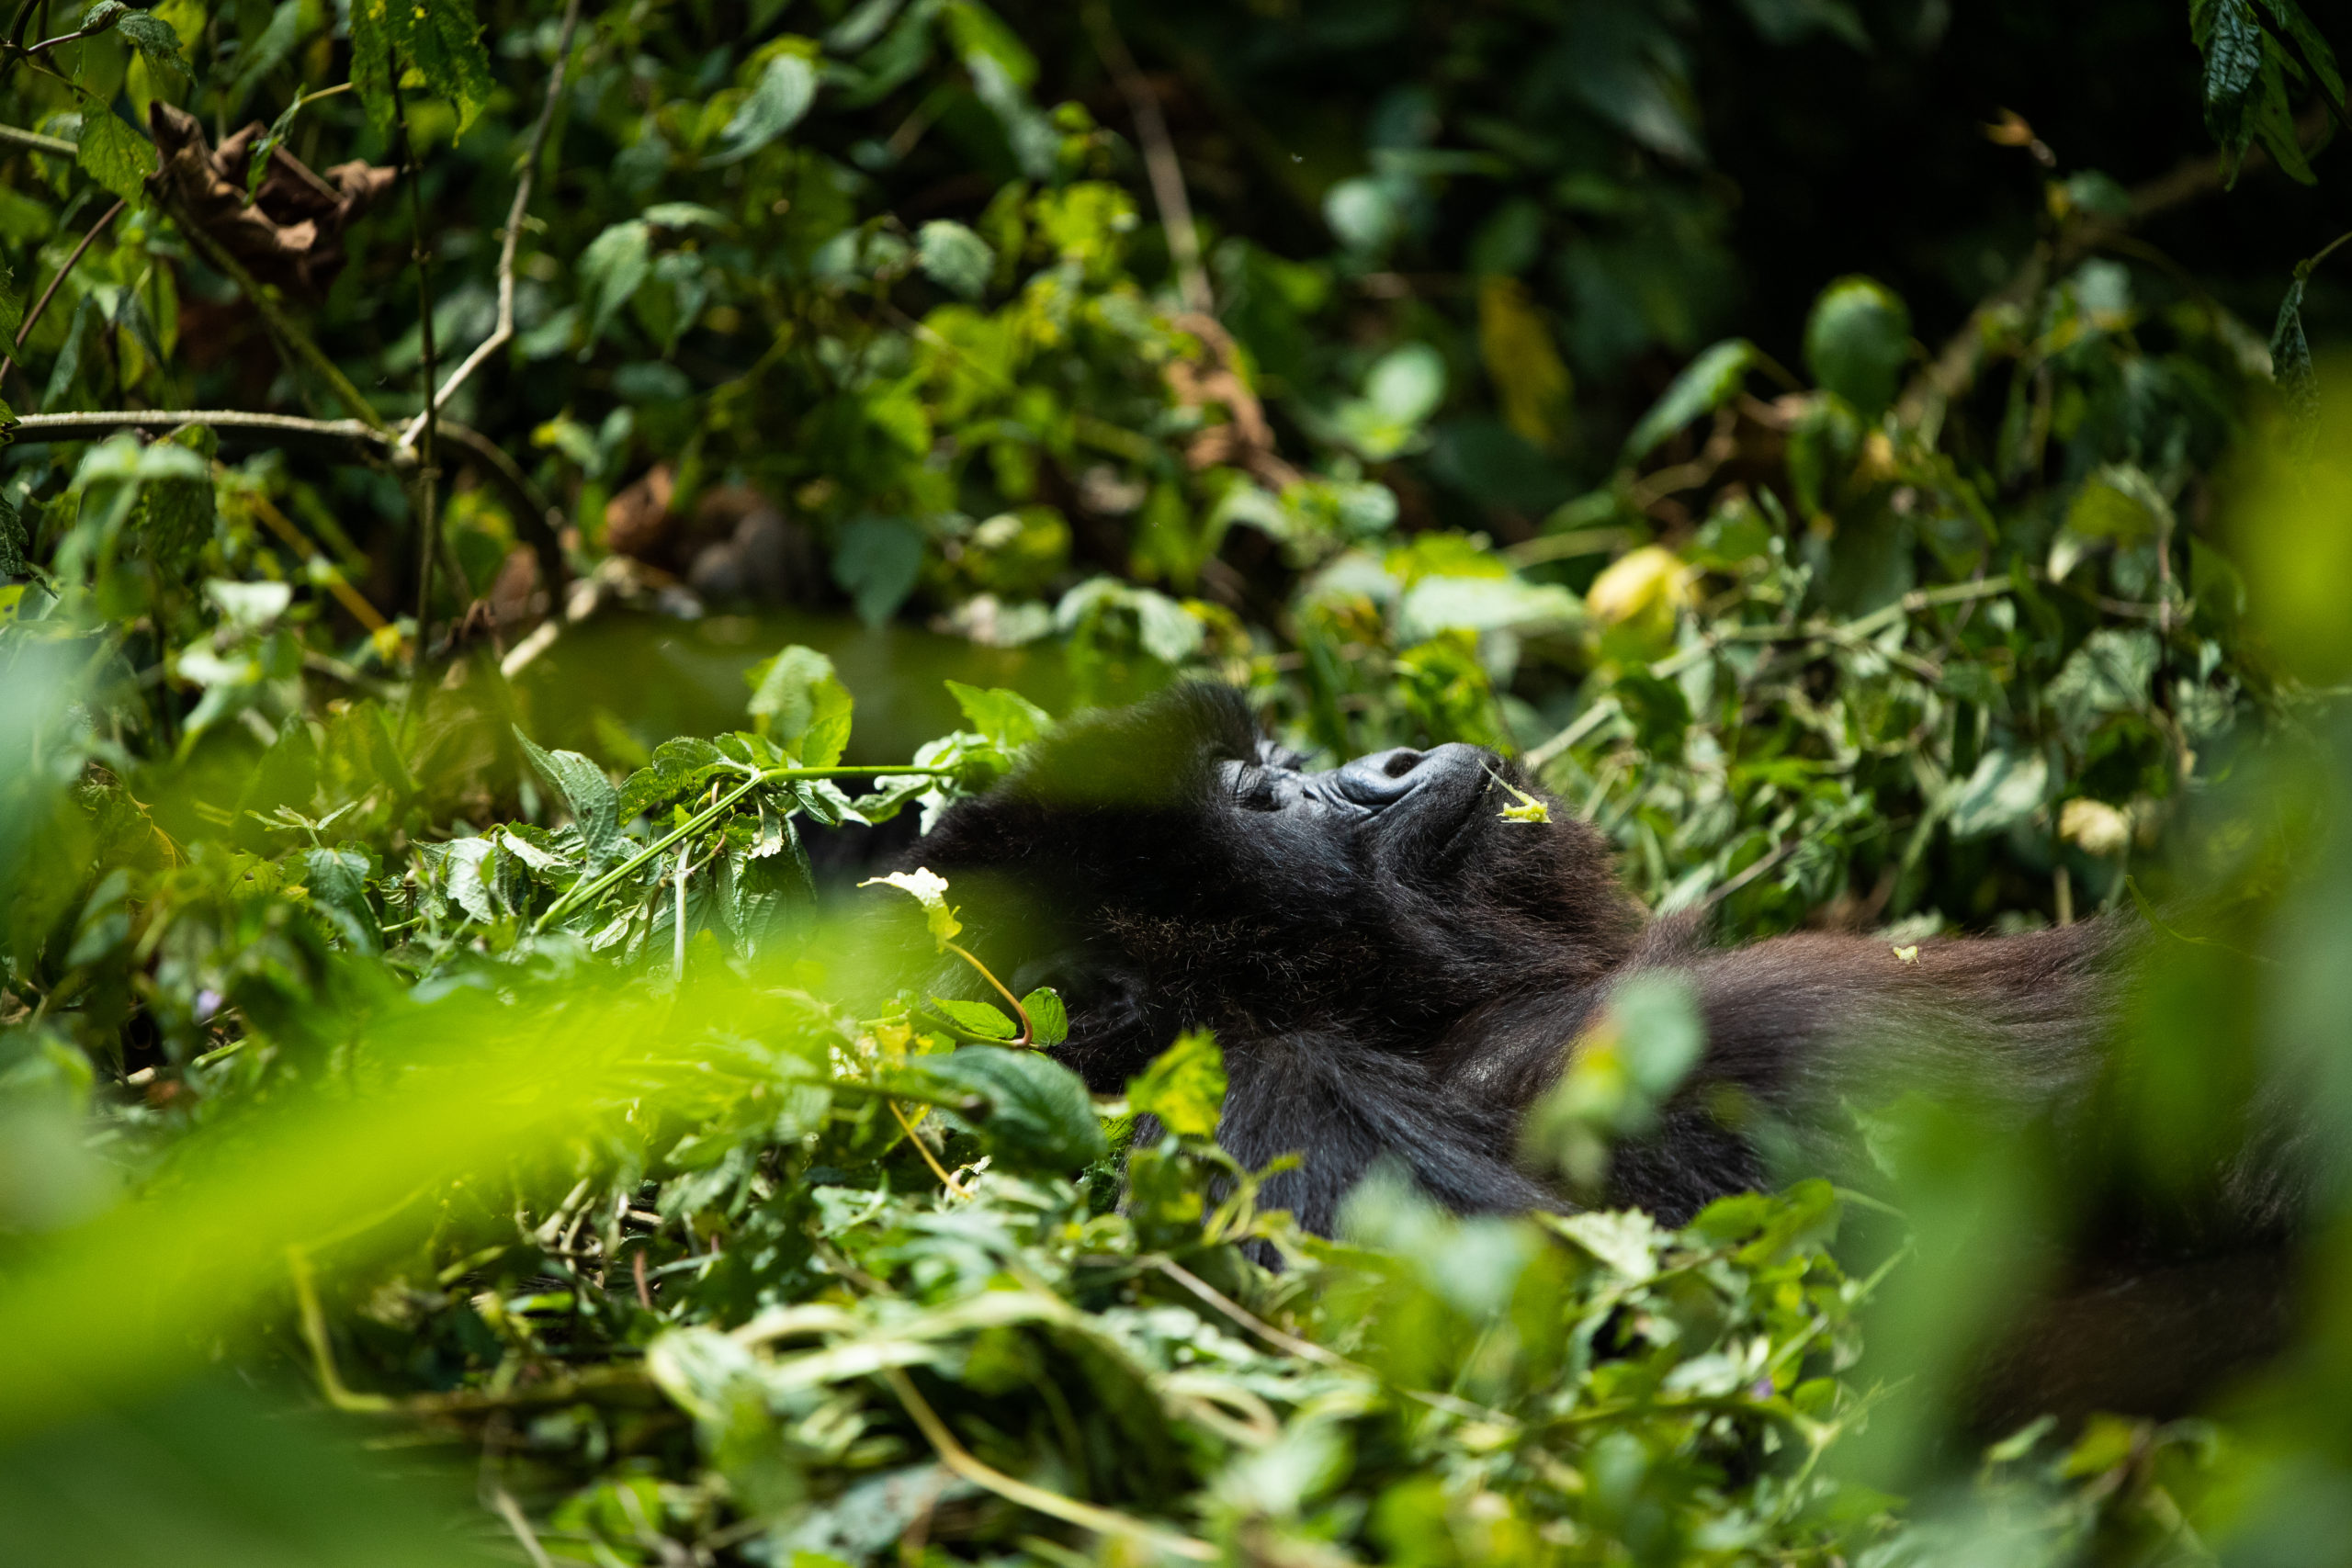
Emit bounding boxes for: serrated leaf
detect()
[1945,748,2050,840]
[1624,339,1760,461]
[348,0,397,130]
[116,13,190,78]
[1126,1029,1226,1139]
[76,110,155,205]
[1020,987,1068,1047]
[410,0,496,130]
[303,847,382,955]
[514,727,621,867]
[618,737,728,819]
[706,51,818,167]
[946,681,1050,750]
[2270,275,2317,427]
[919,1046,1105,1170]
[929,997,1017,1040]
[746,645,853,766]
[2256,0,2346,106]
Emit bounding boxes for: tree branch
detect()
[1084,3,1211,315]
[397,0,584,450]
[0,121,74,156]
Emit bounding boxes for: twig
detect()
[888,1099,973,1197]
[388,74,446,682]
[0,196,122,388]
[239,477,395,636]
[0,122,75,156]
[1083,3,1210,315]
[880,1367,1217,1561]
[489,1487,556,1568]
[160,192,390,432]
[1145,1257,1343,1367]
[288,1247,395,1413]
[399,0,584,449]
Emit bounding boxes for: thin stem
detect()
[0,196,122,388]
[161,194,390,432]
[288,1247,395,1414]
[528,764,959,934]
[1084,3,1210,315]
[400,0,583,448]
[0,121,74,156]
[944,940,1032,1047]
[2304,229,2352,276]
[671,840,690,981]
[391,74,445,677]
[881,1367,1217,1561]
[888,1099,972,1196]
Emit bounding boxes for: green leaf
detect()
[116,12,190,78]
[579,220,652,346]
[2256,0,2346,105]
[410,0,496,130]
[0,492,25,577]
[1623,339,1760,461]
[2198,0,2267,178]
[617,737,728,819]
[2047,628,2158,736]
[514,728,621,868]
[916,220,994,299]
[928,997,1017,1040]
[860,867,962,950]
[75,110,155,205]
[1126,1029,1227,1139]
[0,265,20,343]
[831,517,925,628]
[745,646,853,766]
[348,0,397,131]
[303,847,382,956]
[2270,275,2317,427]
[946,681,1050,750]
[1020,987,1068,1047]
[1804,276,1912,420]
[1945,748,2050,840]
[921,1045,1106,1170]
[706,51,818,167]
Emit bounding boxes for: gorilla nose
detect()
[1330,747,1452,807]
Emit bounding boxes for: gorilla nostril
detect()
[1382,750,1421,779]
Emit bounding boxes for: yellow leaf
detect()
[1478,276,1574,453]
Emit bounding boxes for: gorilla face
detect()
[905,685,1639,1094]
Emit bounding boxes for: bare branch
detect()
[1084,3,1211,316]
[398,0,585,450]
[0,121,74,156]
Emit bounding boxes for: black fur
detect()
[899,685,2307,1412]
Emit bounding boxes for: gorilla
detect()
[899,684,2304,1415]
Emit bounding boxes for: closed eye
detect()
[1224,761,1283,812]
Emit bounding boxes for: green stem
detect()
[529,765,958,934]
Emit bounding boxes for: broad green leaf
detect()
[928,997,1017,1040]
[945,681,1050,750]
[579,221,652,346]
[76,111,155,205]
[707,51,818,167]
[745,645,853,766]
[920,1045,1105,1170]
[916,220,994,299]
[348,0,397,130]
[1945,748,2050,839]
[410,0,496,130]
[2256,0,2345,105]
[303,847,382,956]
[617,737,728,819]
[0,265,19,342]
[2047,629,2158,735]
[860,867,961,950]
[2065,465,2170,544]
[1020,987,1068,1047]
[514,728,621,867]
[1804,276,1912,420]
[1623,339,1760,461]
[1126,1029,1226,1139]
[831,516,925,628]
[2270,275,2317,427]
[116,12,190,77]
[0,493,24,577]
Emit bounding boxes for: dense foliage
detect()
[4,0,2352,1562]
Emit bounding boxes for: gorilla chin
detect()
[899,683,2307,1420]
